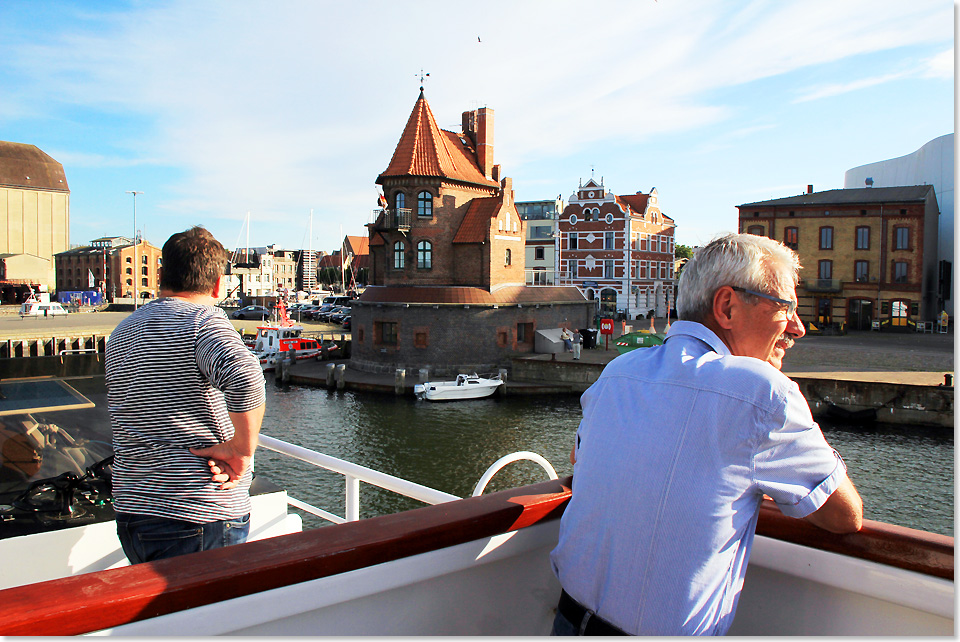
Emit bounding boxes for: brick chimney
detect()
[461,107,494,179]
[500,176,513,205]
[807,184,814,194]
[476,107,494,179]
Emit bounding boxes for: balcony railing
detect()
[801,278,843,293]
[370,208,412,232]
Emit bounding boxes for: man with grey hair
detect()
[550,233,862,636]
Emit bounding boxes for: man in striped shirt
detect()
[106,226,266,564]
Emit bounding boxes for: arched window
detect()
[417,191,433,218]
[393,241,405,269]
[505,248,512,266]
[417,241,432,269]
[395,192,406,210]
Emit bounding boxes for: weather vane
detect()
[416,69,430,91]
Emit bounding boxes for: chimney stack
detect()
[476,107,494,179]
[807,184,814,194]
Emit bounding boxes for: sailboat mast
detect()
[245,211,250,263]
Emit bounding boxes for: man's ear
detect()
[210,274,225,299]
[711,286,737,330]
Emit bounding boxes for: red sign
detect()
[599,318,614,335]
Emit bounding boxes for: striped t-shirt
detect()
[105,298,266,523]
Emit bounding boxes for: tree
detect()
[675,244,694,260]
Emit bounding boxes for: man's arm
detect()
[802,475,863,533]
[190,403,265,490]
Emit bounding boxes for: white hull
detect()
[260,349,321,371]
[414,375,503,401]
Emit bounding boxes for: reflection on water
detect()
[257,384,953,536]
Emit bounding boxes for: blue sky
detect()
[0,1,953,253]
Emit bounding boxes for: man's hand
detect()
[190,441,255,490]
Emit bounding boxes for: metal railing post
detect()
[345,474,361,522]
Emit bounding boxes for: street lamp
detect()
[126,191,143,308]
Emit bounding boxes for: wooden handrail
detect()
[0,478,572,636]
[0,477,952,636]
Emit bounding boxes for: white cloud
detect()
[2,0,953,248]
[793,71,909,103]
[921,48,954,78]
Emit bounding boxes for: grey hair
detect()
[676,233,800,323]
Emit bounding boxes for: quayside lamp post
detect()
[126,191,143,308]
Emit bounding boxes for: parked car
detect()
[341,316,351,330]
[19,301,68,318]
[328,306,352,324]
[230,305,271,320]
[290,304,317,319]
[323,306,352,324]
[310,303,337,321]
[300,304,326,320]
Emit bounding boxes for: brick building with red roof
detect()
[353,92,594,375]
[558,178,677,320]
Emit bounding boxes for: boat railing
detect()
[258,435,557,524]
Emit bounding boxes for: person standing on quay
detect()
[571,329,582,360]
[550,233,862,635]
[106,226,266,564]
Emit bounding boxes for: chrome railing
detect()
[257,435,556,525]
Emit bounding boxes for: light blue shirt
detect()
[550,320,848,635]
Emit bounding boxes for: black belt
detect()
[557,590,628,636]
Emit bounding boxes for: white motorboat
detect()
[414,373,504,401]
[0,365,952,636]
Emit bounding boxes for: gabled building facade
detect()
[738,185,940,330]
[558,179,676,319]
[354,92,593,375]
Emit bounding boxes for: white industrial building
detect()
[844,134,954,316]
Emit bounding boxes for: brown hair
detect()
[160,226,228,294]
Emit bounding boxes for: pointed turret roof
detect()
[377,92,498,188]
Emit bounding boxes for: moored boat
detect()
[414,373,504,401]
[249,300,339,371]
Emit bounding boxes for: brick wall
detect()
[350,301,595,376]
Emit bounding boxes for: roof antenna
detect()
[416,69,431,92]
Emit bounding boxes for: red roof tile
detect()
[345,235,369,256]
[452,196,502,244]
[358,285,586,305]
[377,92,499,188]
[616,193,675,223]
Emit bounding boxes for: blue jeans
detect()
[116,512,250,564]
[551,610,578,636]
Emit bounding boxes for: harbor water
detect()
[257,384,954,537]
